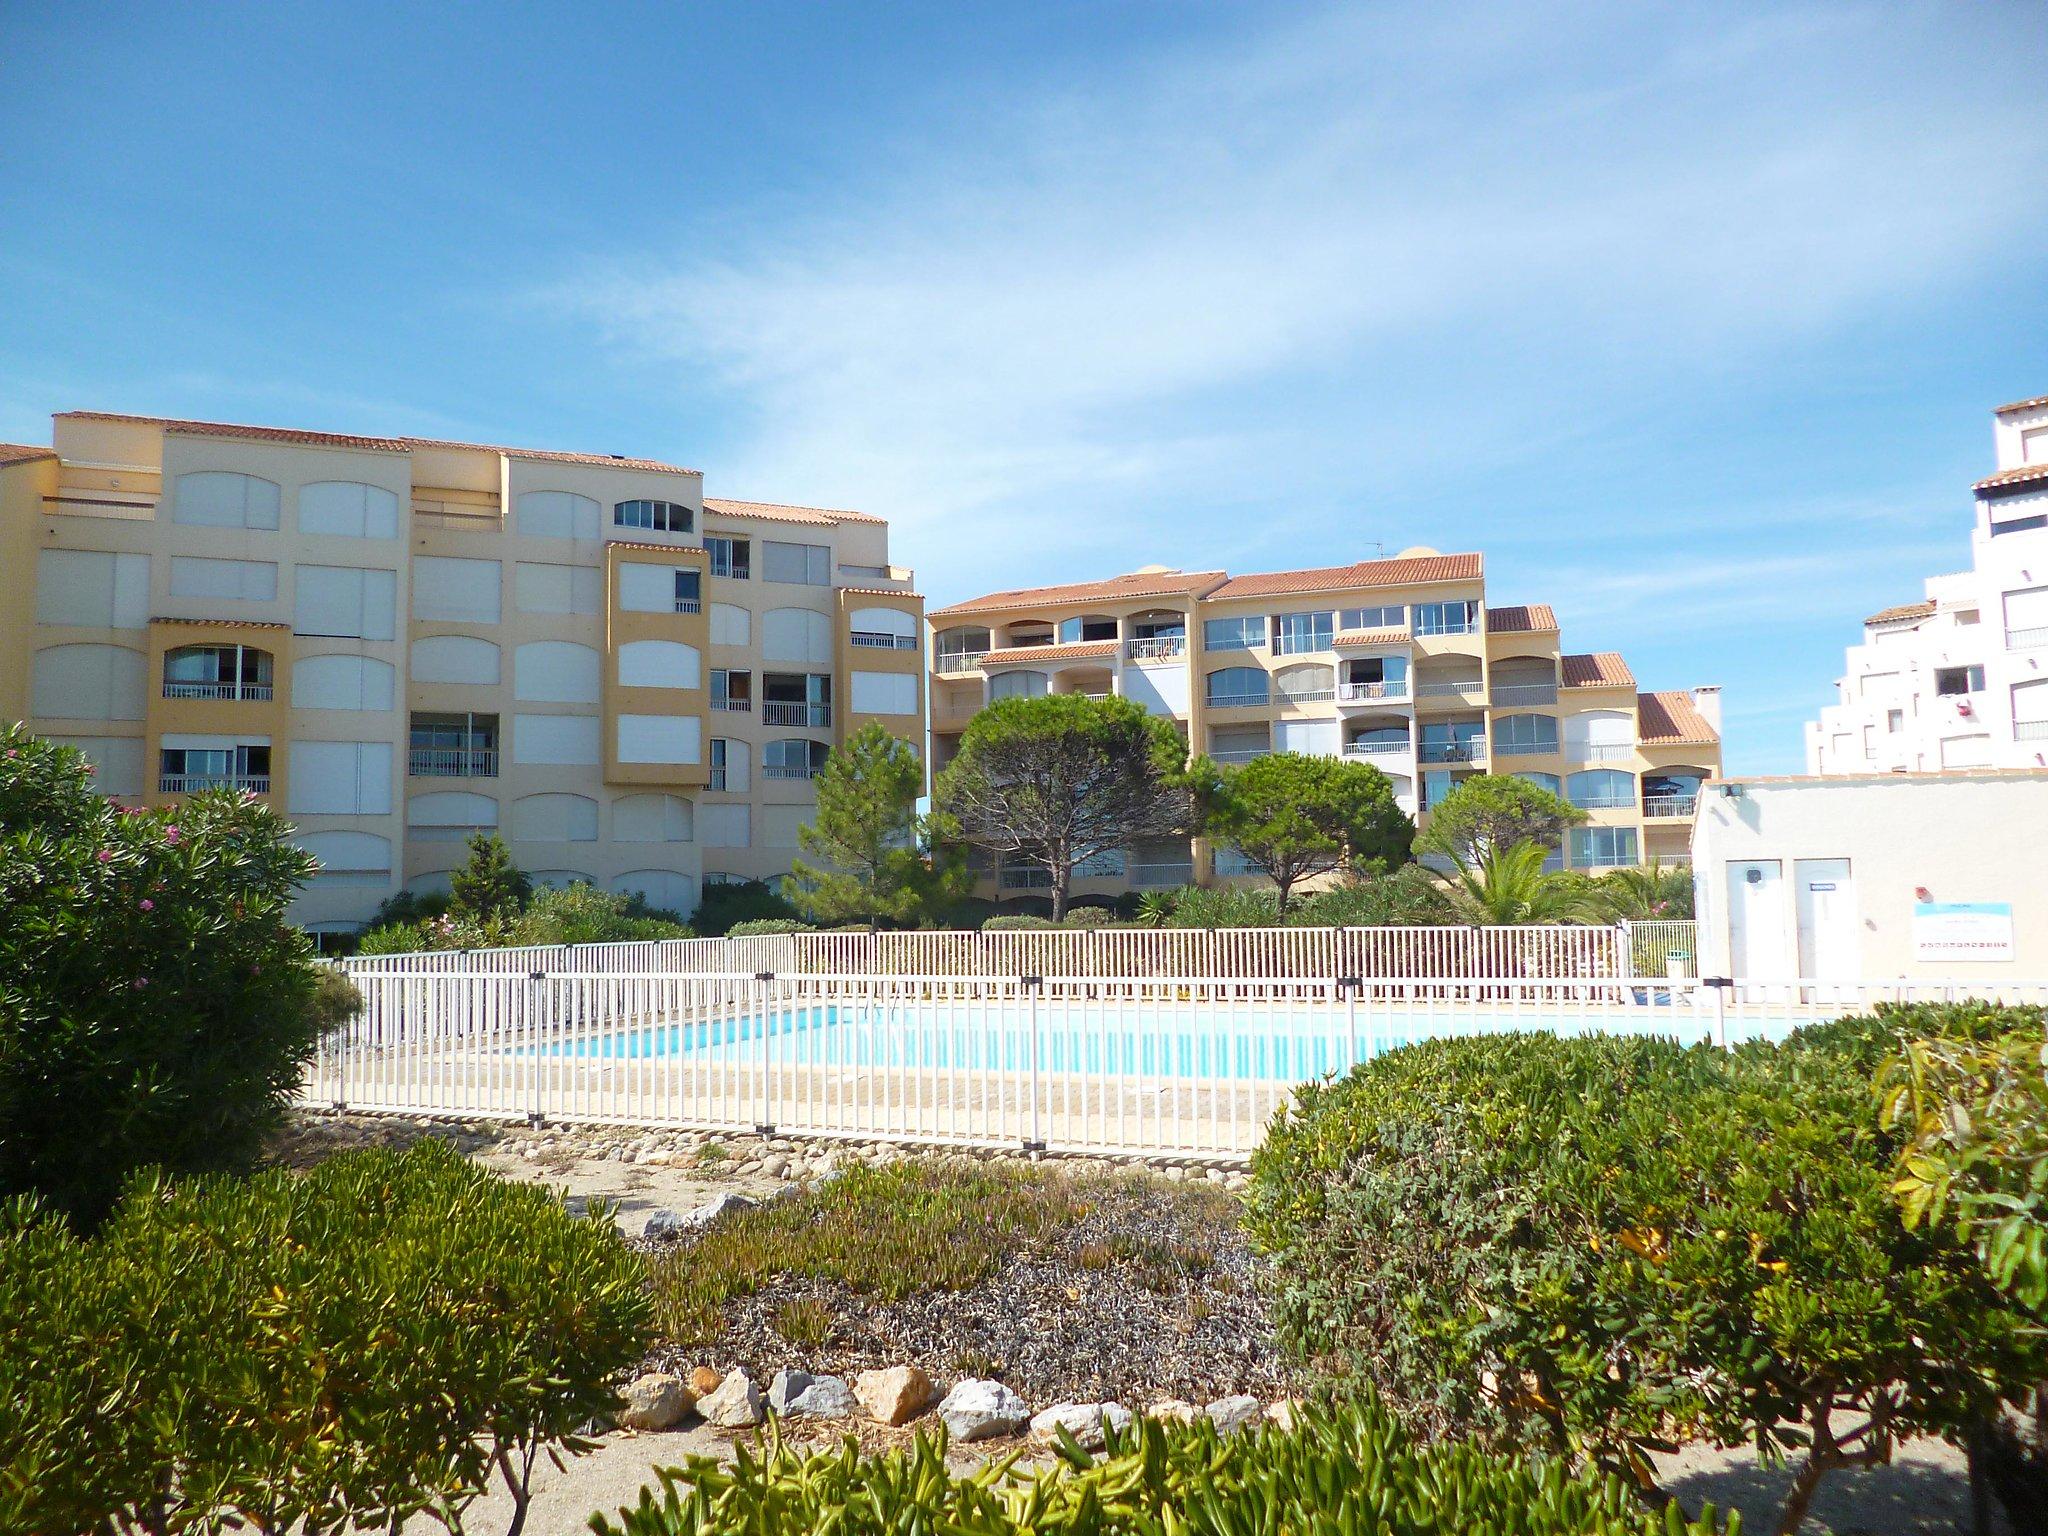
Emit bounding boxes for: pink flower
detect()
[164,826,182,845]
[139,899,154,912]
[132,977,148,990]
[96,849,113,864]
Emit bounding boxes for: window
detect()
[1274,664,1334,703]
[163,644,273,700]
[763,608,835,664]
[36,549,149,628]
[698,804,751,848]
[613,793,694,843]
[169,556,277,602]
[618,561,701,613]
[32,645,146,721]
[287,741,393,814]
[1934,665,1985,696]
[515,490,601,541]
[1414,600,1479,636]
[1205,666,1269,707]
[1419,721,1484,763]
[851,607,919,649]
[614,499,693,533]
[296,831,393,886]
[409,635,499,685]
[612,869,697,914]
[1569,826,1639,867]
[295,566,397,641]
[762,540,831,585]
[1516,771,1562,795]
[512,714,600,766]
[705,536,750,579]
[409,712,499,777]
[618,639,701,690]
[763,672,832,726]
[2005,585,2048,645]
[160,741,270,793]
[2012,678,2048,739]
[1057,615,1120,643]
[1565,768,1636,809]
[851,671,918,715]
[711,669,753,711]
[989,669,1048,700]
[300,481,400,539]
[510,792,599,842]
[411,557,502,624]
[47,736,144,797]
[709,737,750,792]
[1492,713,1559,756]
[1339,604,1405,631]
[513,641,601,703]
[1274,718,1339,755]
[172,471,279,530]
[1270,611,1334,655]
[1204,616,1264,652]
[515,562,602,615]
[764,738,831,780]
[1887,708,1904,734]
[617,714,701,764]
[293,654,395,712]
[710,603,751,645]
[406,790,498,842]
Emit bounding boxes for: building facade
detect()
[928,550,1721,902]
[1805,394,2048,774]
[0,412,922,937]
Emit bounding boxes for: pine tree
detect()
[787,723,961,930]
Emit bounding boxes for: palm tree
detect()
[1594,857,1694,921]
[1442,839,1602,925]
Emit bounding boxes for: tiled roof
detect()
[0,443,55,467]
[54,411,700,475]
[1208,551,1482,599]
[1975,461,2048,492]
[839,586,924,600]
[1994,394,2048,415]
[1487,603,1557,633]
[150,616,291,630]
[981,640,1122,664]
[1865,599,1935,626]
[702,496,883,527]
[931,569,1227,618]
[1638,690,1719,744]
[1333,629,1409,648]
[1560,652,1635,688]
[607,540,708,557]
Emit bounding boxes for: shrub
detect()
[1246,1024,2046,1530]
[1290,866,1457,927]
[509,882,694,946]
[0,1139,649,1536]
[725,917,816,937]
[1060,905,1119,929]
[355,908,504,954]
[982,913,1058,931]
[591,1397,1733,1536]
[364,886,451,929]
[1164,883,1281,929]
[448,831,530,926]
[0,727,326,1227]
[691,877,801,936]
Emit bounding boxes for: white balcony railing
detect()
[1343,739,1411,757]
[1337,680,1408,702]
[851,632,919,650]
[409,748,498,778]
[1126,636,1186,661]
[1643,794,1700,818]
[763,764,819,780]
[2015,720,2048,741]
[1571,794,1636,810]
[1418,741,1488,764]
[1491,740,1559,759]
[159,773,269,794]
[712,697,752,712]
[2008,625,2048,651]
[1490,683,1558,706]
[1205,692,1270,709]
[1209,748,1269,763]
[1131,861,1195,888]
[708,768,727,791]
[1571,743,1634,763]
[935,653,986,675]
[162,681,274,701]
[1276,688,1336,706]
[674,598,702,614]
[763,702,832,728]
[1414,679,1483,698]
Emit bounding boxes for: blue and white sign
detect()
[1912,901,2014,964]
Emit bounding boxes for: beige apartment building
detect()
[0,412,922,937]
[928,552,1720,901]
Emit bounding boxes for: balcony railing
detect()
[1131,861,1195,888]
[1492,739,1559,759]
[851,632,919,650]
[1570,794,1635,810]
[162,681,274,701]
[1414,619,1477,637]
[1337,680,1408,702]
[1276,688,1336,707]
[763,763,819,780]
[1570,743,1633,763]
[708,768,728,791]
[409,747,498,778]
[1490,683,1558,706]
[1414,679,1483,698]
[2016,720,2048,741]
[712,697,753,712]
[159,773,269,794]
[1643,794,1700,818]
[763,702,832,728]
[1205,692,1270,709]
[674,597,702,614]
[1418,741,1488,764]
[935,653,986,675]
[2008,625,2048,651]
[1126,636,1186,661]
[1344,738,1411,756]
[1210,748,1269,763]
[998,867,1054,890]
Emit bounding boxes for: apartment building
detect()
[0,412,922,936]
[928,550,1720,901]
[1805,394,2048,774]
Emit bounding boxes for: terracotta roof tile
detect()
[1976,461,2048,492]
[54,411,700,475]
[931,569,1227,618]
[1333,629,1410,648]
[1487,603,1557,633]
[702,495,883,527]
[0,443,56,467]
[150,616,291,630]
[607,540,708,557]
[839,586,923,599]
[1994,395,2048,415]
[1865,599,1936,626]
[980,640,1122,664]
[1638,690,1719,744]
[1208,551,1482,599]
[1560,652,1635,688]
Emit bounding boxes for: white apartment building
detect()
[1806,394,2048,774]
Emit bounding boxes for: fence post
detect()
[1338,975,1361,1070]
[1617,920,1634,977]
[1022,974,1045,1154]
[527,970,547,1126]
[1703,975,1731,1051]
[755,971,776,1135]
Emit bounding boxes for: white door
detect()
[1725,861,1788,983]
[1794,858,1857,983]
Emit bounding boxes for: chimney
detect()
[1691,685,1723,734]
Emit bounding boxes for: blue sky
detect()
[3,2,2045,773]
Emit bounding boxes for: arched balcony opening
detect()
[935,625,992,675]
[163,643,274,702]
[1343,717,1412,760]
[1000,618,1056,648]
[1567,768,1637,810]
[1643,768,1710,819]
[1050,665,1114,699]
[1125,609,1187,661]
[1489,656,1559,708]
[1055,612,1120,645]
[1275,663,1335,707]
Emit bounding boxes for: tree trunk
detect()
[1050,863,1069,921]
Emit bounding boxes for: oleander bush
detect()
[1246,1021,2047,1531]
[0,726,327,1227]
[590,1398,1735,1536]
[0,1138,649,1536]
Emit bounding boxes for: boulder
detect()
[640,1207,688,1241]
[767,1368,814,1415]
[1204,1395,1262,1435]
[684,1192,758,1229]
[616,1371,692,1431]
[1029,1401,1133,1451]
[854,1364,934,1427]
[1264,1398,1302,1431]
[688,1365,725,1398]
[937,1379,1031,1443]
[698,1368,764,1428]
[1144,1399,1200,1424]
[788,1375,857,1419]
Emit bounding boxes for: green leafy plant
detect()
[448,831,531,929]
[691,878,803,936]
[785,722,968,930]
[0,726,326,1227]
[1441,838,1602,925]
[1289,866,1458,927]
[508,882,694,946]
[1208,752,1414,913]
[1595,858,1695,921]
[1413,773,1586,867]
[1163,883,1283,929]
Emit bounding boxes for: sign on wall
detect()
[1912,901,2014,964]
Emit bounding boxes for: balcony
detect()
[764,702,832,728]
[708,767,728,791]
[409,747,498,778]
[1344,738,1412,757]
[1418,740,1488,765]
[763,763,819,780]
[712,697,753,713]
[1132,861,1195,888]
[2008,625,2048,651]
[999,867,1053,890]
[1490,682,1558,706]
[674,597,702,614]
[1205,691,1270,710]
[1569,743,1633,764]
[1415,679,1484,699]
[1337,680,1408,703]
[935,653,986,675]
[159,773,269,795]
[1644,794,1699,818]
[1127,636,1186,661]
[162,681,273,701]
[2016,720,2048,741]
[851,632,919,650]
[1210,748,1269,763]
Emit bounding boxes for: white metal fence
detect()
[302,969,2046,1161]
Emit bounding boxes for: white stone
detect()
[767,1368,814,1414]
[788,1375,857,1419]
[616,1372,692,1431]
[937,1379,1030,1442]
[698,1368,764,1428]
[1029,1401,1133,1450]
[1204,1395,1262,1434]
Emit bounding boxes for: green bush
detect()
[509,882,694,946]
[1246,1023,2046,1529]
[591,1397,1733,1536]
[0,727,327,1227]
[0,1138,649,1536]
[691,877,802,935]
[1060,905,1119,929]
[725,917,816,937]
[982,913,1058,931]
[1164,883,1282,929]
[1289,866,1457,927]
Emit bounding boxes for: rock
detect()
[767,1368,815,1414]
[688,1365,724,1398]
[788,1375,857,1419]
[698,1368,764,1428]
[1145,1399,1201,1424]
[1030,1401,1133,1450]
[1264,1398,1302,1431]
[682,1192,757,1229]
[854,1364,935,1426]
[616,1371,692,1431]
[641,1207,688,1240]
[937,1379,1031,1443]
[1204,1395,1262,1435]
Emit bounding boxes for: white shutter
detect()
[611,869,696,913]
[510,792,599,842]
[715,738,750,792]
[515,491,600,541]
[36,550,150,628]
[764,608,832,663]
[709,603,751,645]
[617,640,700,690]
[296,567,396,640]
[32,645,145,720]
[292,655,396,712]
[698,804,750,848]
[406,791,499,840]
[295,830,392,873]
[410,635,500,685]
[1941,734,1992,768]
[850,607,916,640]
[170,556,278,602]
[612,792,693,842]
[762,541,830,585]
[762,805,810,849]
[850,671,917,716]
[513,714,600,765]
[299,481,399,539]
[288,741,393,814]
[413,557,501,624]
[172,472,279,529]
[1274,719,1340,756]
[2012,679,2048,725]
[48,735,144,796]
[515,562,602,615]
[2005,586,2048,630]
[514,641,601,703]
[618,563,679,612]
[617,714,700,764]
